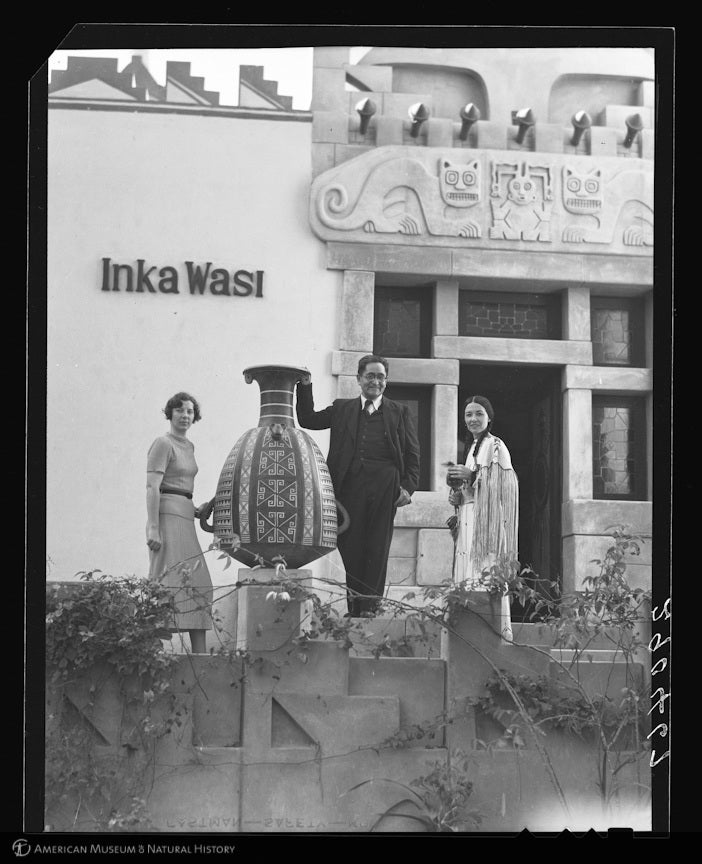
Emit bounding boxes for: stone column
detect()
[562,285,591,341]
[339,270,374,353]
[562,388,593,501]
[431,384,458,491]
[433,279,459,336]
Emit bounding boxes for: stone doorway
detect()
[458,363,562,619]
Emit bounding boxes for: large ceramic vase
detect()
[203,365,339,569]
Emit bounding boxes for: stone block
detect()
[432,335,592,366]
[389,527,418,557]
[333,143,374,166]
[426,118,454,148]
[375,116,405,146]
[434,280,459,336]
[311,67,347,112]
[562,364,652,392]
[313,46,350,68]
[346,616,442,659]
[147,752,242,832]
[561,285,590,341]
[561,499,652,536]
[272,692,400,751]
[416,528,454,585]
[348,657,446,745]
[387,556,416,585]
[382,92,433,120]
[475,121,508,149]
[346,90,386,117]
[344,64,393,93]
[248,639,351,696]
[563,388,593,500]
[311,143,335,179]
[394,490,454,528]
[312,110,350,144]
[320,747,449,832]
[550,655,645,701]
[339,269,374,351]
[602,104,654,132]
[239,760,326,832]
[589,126,618,157]
[534,123,566,153]
[562,534,651,594]
[336,374,360,398]
[236,575,310,653]
[188,655,243,747]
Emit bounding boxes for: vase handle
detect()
[198,497,216,533]
[336,499,350,536]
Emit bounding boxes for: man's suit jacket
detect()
[296,383,420,498]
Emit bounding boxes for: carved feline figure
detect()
[561,165,653,246]
[489,163,552,242]
[315,157,482,238]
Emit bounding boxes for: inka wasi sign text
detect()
[101,258,264,297]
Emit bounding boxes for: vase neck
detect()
[244,365,306,428]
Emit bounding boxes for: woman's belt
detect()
[160,487,193,499]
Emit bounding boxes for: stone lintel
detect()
[562,365,652,392]
[331,350,459,384]
[326,242,453,275]
[325,244,653,287]
[561,499,652,537]
[433,336,592,366]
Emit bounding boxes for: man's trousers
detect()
[337,461,399,616]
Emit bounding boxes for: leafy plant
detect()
[345,751,482,832]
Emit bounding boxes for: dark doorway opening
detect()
[459,363,562,621]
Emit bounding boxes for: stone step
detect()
[550,648,627,664]
[511,622,634,650]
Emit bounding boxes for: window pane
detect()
[458,291,559,339]
[374,286,432,358]
[591,298,644,366]
[592,398,646,499]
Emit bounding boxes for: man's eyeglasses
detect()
[362,373,387,382]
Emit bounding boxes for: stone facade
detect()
[308,47,654,596]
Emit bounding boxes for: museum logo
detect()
[100,258,264,297]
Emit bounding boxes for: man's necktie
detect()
[364,399,373,415]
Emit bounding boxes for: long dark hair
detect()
[461,395,494,465]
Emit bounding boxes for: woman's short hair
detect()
[163,392,202,422]
[357,354,389,376]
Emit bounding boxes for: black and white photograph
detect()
[26,25,674,843]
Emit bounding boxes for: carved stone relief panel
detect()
[309,146,653,255]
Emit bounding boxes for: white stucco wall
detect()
[47,107,340,584]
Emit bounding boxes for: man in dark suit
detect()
[296,354,420,616]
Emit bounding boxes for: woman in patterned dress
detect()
[146,392,213,653]
[446,395,519,643]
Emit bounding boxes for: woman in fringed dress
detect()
[146,392,213,653]
[446,395,519,643]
